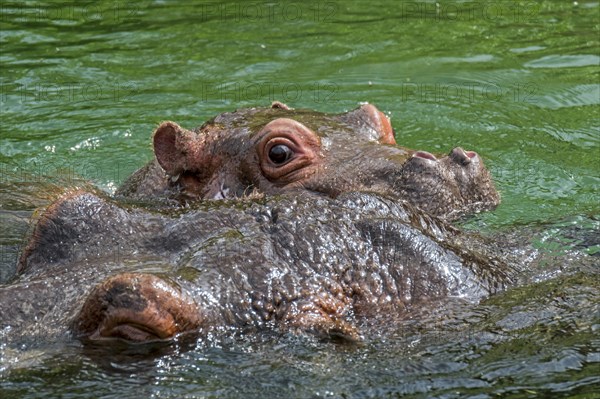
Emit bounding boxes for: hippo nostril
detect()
[413,151,437,162]
[74,273,203,344]
[102,321,165,342]
[450,147,471,166]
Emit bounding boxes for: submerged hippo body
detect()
[3,190,512,345]
[117,103,500,220]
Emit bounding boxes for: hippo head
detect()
[149,102,499,220]
[394,147,500,219]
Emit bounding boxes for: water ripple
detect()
[525,54,600,68]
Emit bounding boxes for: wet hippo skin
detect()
[2,190,512,345]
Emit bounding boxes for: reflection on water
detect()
[0,0,598,397]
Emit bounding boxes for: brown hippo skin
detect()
[116,102,500,220]
[2,190,513,346]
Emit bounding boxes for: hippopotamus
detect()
[117,102,500,220]
[0,103,508,349]
[2,188,512,346]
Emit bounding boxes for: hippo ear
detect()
[153,121,195,176]
[358,104,396,145]
[271,101,292,110]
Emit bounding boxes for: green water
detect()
[1,1,599,398]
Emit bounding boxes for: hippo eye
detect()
[268,144,293,165]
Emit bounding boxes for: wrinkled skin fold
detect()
[2,190,514,345]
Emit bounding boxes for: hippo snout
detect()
[73,273,203,343]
